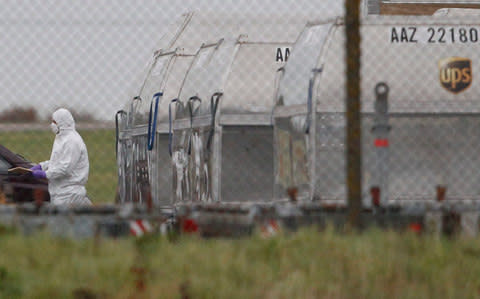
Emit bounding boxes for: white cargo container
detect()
[274,15,480,205]
[116,11,340,205]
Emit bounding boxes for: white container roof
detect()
[278,15,480,114]
[126,6,350,127]
[156,7,347,54]
[177,39,237,118]
[152,11,332,124]
[277,20,336,109]
[172,36,297,121]
[131,49,195,129]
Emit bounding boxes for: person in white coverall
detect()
[30,108,92,205]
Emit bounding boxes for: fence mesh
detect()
[1,1,480,223]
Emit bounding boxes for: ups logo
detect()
[439,57,472,94]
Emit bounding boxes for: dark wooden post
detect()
[345,0,362,228]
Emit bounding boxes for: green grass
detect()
[0,228,479,298]
[0,129,117,203]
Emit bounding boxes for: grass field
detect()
[0,129,117,203]
[0,227,479,298]
[2,131,480,298]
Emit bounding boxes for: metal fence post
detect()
[346,0,362,228]
[372,82,390,207]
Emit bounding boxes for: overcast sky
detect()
[0,0,345,121]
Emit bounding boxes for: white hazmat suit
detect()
[40,108,92,205]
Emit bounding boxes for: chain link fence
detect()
[2,0,480,231]
[274,2,480,213]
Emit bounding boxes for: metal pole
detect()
[345,0,362,228]
[372,83,390,208]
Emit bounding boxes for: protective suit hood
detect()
[52,108,75,131]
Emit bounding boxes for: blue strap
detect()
[168,98,178,157]
[147,92,163,151]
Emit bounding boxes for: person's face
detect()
[50,119,59,134]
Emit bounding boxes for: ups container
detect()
[274,15,480,206]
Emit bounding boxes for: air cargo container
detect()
[115,11,342,205]
[274,15,480,206]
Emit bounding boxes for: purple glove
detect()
[32,170,47,179]
[30,164,42,171]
